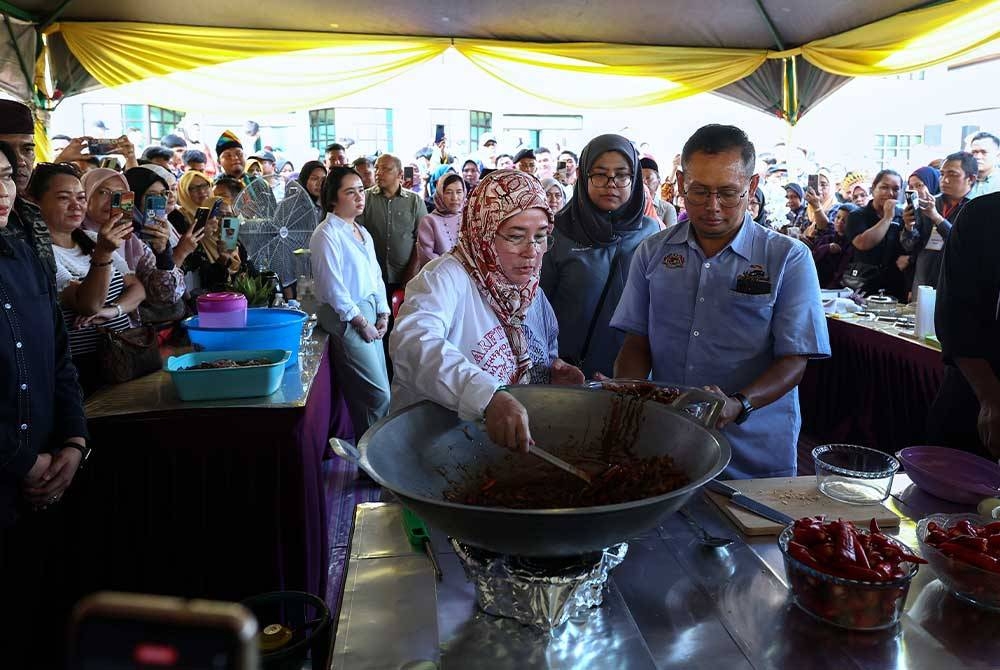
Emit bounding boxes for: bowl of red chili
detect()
[917,513,1000,611]
[779,517,924,630]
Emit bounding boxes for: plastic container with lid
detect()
[197,292,248,328]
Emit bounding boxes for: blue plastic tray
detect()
[165,349,291,401]
[182,308,307,368]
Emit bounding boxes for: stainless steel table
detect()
[331,475,1000,669]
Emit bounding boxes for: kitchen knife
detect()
[703,479,795,526]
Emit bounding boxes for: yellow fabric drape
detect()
[51,22,451,114]
[453,41,767,109]
[50,22,767,112]
[45,1,1000,116]
[802,0,1000,75]
[34,116,51,163]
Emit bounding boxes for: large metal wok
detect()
[331,385,731,556]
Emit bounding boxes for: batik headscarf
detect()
[451,170,553,385]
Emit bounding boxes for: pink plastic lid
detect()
[197,292,248,313]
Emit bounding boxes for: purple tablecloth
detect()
[68,343,354,604]
[799,317,944,454]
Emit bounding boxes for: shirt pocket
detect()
[720,290,774,357]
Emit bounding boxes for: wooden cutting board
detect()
[704,476,900,536]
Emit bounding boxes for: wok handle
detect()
[671,389,726,429]
[329,437,361,465]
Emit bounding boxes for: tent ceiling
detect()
[15,0,929,48]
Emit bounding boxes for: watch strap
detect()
[730,393,754,425]
[63,442,91,466]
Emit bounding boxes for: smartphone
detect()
[193,206,212,233]
[110,191,134,220]
[435,124,445,142]
[403,166,415,180]
[557,160,567,172]
[807,174,819,193]
[208,197,224,219]
[220,217,240,251]
[88,137,119,155]
[99,156,121,170]
[69,591,258,670]
[906,189,920,209]
[144,194,167,227]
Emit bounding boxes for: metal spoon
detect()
[527,444,592,485]
[679,507,735,548]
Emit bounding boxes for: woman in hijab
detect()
[80,167,185,314]
[416,171,465,269]
[540,134,660,378]
[172,169,214,232]
[297,160,327,223]
[540,177,566,213]
[749,187,769,227]
[390,170,584,452]
[423,164,452,212]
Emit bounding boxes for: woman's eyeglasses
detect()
[587,173,633,188]
[496,232,553,250]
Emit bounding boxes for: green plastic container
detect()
[165,349,290,401]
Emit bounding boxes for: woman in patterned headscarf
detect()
[389,170,584,452]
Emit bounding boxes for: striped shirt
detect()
[53,234,133,356]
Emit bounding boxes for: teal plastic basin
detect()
[165,349,291,401]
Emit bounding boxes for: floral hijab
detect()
[451,169,553,384]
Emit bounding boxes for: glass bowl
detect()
[917,513,1000,611]
[778,524,918,630]
[812,444,899,505]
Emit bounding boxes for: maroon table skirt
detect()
[67,346,354,605]
[799,318,944,455]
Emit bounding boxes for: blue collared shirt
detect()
[611,215,831,479]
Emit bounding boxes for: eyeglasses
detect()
[189,182,212,193]
[496,232,552,250]
[588,173,633,188]
[683,186,748,208]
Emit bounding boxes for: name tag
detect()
[925,228,945,251]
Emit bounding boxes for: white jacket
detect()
[388,255,558,420]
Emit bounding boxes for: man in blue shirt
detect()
[611,125,830,479]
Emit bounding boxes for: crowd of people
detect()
[3,95,1000,660]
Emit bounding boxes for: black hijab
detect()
[753,187,767,225]
[297,161,326,204]
[554,134,646,247]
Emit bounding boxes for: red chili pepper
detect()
[787,541,824,571]
[937,542,1000,573]
[873,562,895,579]
[955,520,979,537]
[813,542,836,562]
[792,526,829,545]
[988,535,1000,550]
[853,534,871,569]
[836,520,857,564]
[948,535,989,552]
[870,518,882,535]
[894,551,928,565]
[925,530,949,545]
[926,521,941,533]
[984,521,1000,536]
[480,478,497,492]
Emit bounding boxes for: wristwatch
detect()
[729,393,755,425]
[62,441,92,468]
